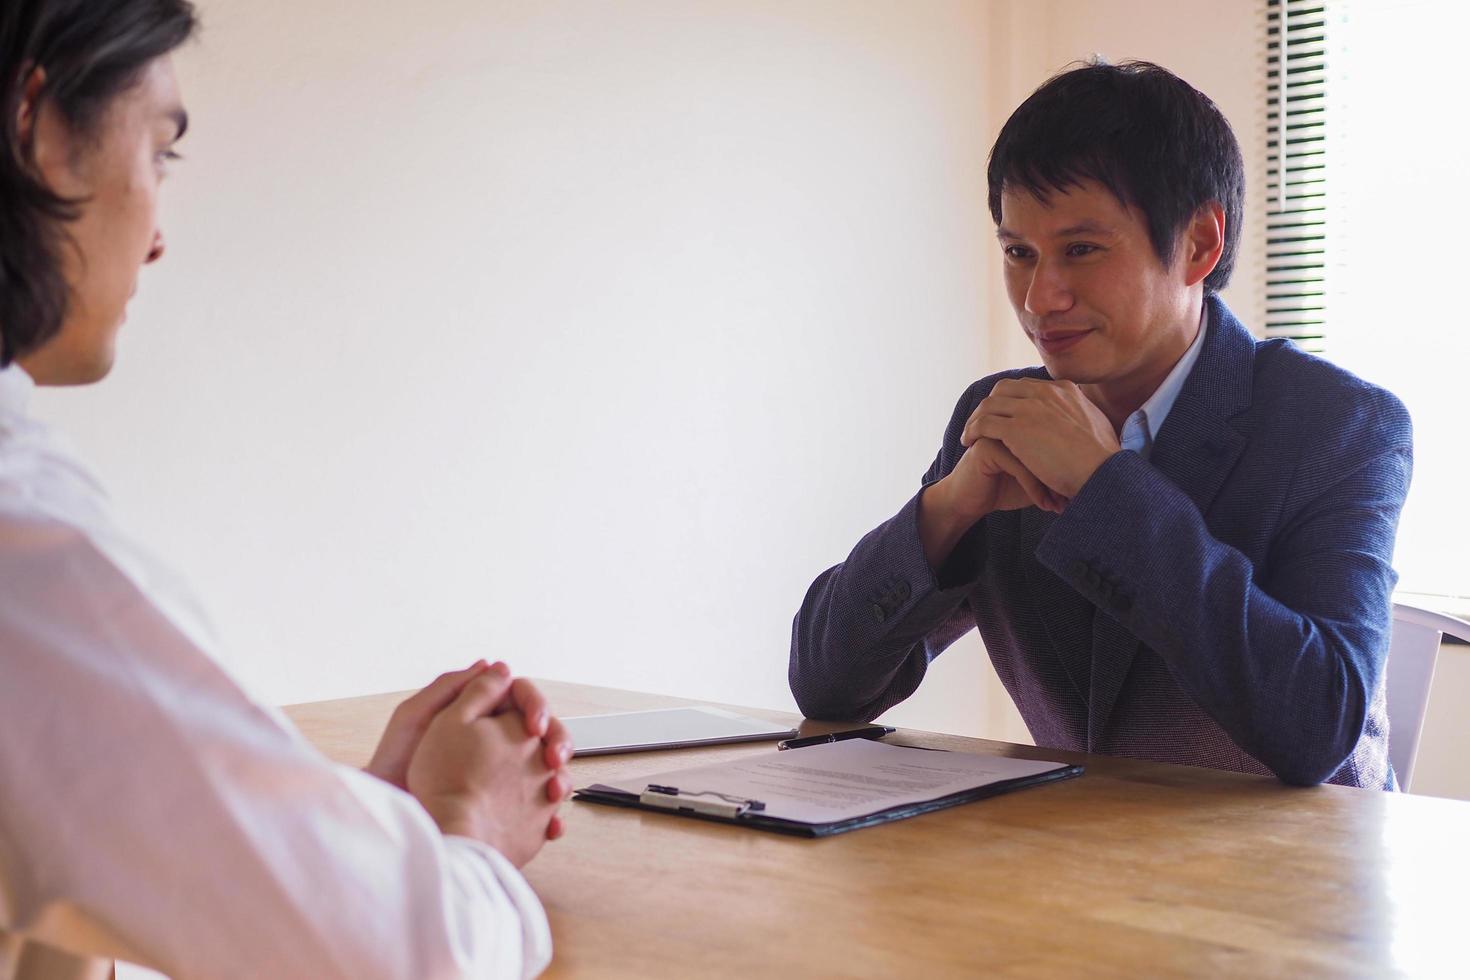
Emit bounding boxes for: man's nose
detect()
[145,230,166,264]
[1024,257,1073,316]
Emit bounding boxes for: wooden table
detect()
[286,681,1469,978]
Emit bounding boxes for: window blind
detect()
[1264,0,1328,352]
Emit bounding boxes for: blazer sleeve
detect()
[788,383,993,721]
[1033,385,1413,786]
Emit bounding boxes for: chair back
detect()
[1387,602,1470,791]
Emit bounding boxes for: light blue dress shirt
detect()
[1118,306,1209,459]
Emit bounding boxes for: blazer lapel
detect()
[1150,296,1256,514]
[1086,296,1257,746]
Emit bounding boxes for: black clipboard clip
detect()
[639,784,767,819]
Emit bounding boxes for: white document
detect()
[599,739,1070,825]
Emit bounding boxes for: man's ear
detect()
[17,67,86,197]
[1181,201,1226,289]
[15,65,45,149]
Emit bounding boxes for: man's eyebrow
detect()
[996,220,1117,241]
[1054,220,1115,237]
[168,107,189,141]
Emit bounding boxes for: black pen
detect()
[777,725,896,750]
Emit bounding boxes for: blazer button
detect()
[895,581,911,603]
[1114,594,1133,613]
[1071,559,1089,579]
[872,603,887,623]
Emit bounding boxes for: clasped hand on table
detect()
[365,660,573,868]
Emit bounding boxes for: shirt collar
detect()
[1119,303,1209,458]
[0,363,36,420]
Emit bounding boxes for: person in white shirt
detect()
[0,2,572,978]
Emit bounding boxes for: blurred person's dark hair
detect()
[1,0,197,367]
[987,59,1245,294]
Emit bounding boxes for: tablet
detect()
[563,707,798,756]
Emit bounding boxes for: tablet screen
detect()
[563,707,797,756]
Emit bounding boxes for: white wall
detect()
[33,0,1001,721]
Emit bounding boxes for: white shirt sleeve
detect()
[0,514,552,980]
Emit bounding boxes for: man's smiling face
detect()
[997,179,1201,407]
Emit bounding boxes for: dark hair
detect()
[987,60,1245,294]
[0,0,197,367]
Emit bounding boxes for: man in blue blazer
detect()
[789,61,1411,789]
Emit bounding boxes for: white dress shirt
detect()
[1117,304,1209,460]
[0,365,552,979]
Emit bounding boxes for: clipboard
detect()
[573,741,1084,838]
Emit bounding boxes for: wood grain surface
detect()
[285,681,1468,979]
